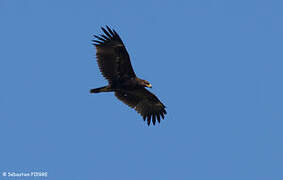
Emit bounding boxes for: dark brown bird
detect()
[90,26,166,126]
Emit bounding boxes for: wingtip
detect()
[160,113,165,119]
[143,115,146,121]
[92,40,102,45]
[106,25,113,32]
[152,114,156,125]
[105,25,111,29]
[101,25,106,31]
[147,115,151,126]
[157,114,161,123]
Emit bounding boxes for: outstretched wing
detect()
[115,89,167,126]
[92,26,136,84]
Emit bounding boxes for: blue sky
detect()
[0,0,283,179]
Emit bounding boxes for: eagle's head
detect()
[141,80,152,88]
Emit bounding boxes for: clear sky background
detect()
[0,0,283,179]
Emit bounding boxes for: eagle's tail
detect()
[90,86,112,93]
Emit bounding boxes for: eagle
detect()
[90,26,167,126]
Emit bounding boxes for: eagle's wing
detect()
[115,89,167,126]
[92,26,136,84]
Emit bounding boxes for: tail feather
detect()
[90,86,112,93]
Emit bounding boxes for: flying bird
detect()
[90,26,166,126]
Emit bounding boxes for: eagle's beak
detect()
[146,84,152,88]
